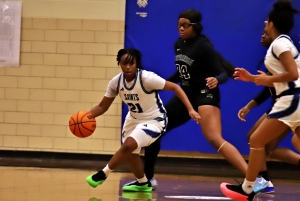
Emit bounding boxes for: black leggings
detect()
[144,95,191,179]
[144,87,220,180]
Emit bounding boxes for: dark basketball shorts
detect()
[193,88,220,109]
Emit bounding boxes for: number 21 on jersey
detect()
[176,64,190,79]
[128,103,143,113]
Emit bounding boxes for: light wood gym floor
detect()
[0,166,300,201]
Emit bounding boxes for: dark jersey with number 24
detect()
[169,35,228,95]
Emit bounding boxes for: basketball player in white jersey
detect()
[85,48,200,192]
[221,0,300,200]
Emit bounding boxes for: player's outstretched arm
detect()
[163,81,201,123]
[239,86,271,121]
[238,100,257,122]
[233,68,255,82]
[89,96,115,118]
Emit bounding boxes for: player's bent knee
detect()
[248,135,264,147]
[206,137,223,150]
[122,137,138,153]
[264,148,273,157]
[246,131,253,143]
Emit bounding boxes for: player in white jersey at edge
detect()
[221,0,300,200]
[85,48,201,192]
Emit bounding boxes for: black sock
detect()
[92,170,106,181]
[259,170,270,181]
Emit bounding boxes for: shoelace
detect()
[233,178,242,185]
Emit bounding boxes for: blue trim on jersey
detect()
[116,73,122,93]
[271,35,299,91]
[123,72,138,90]
[120,131,125,145]
[271,35,299,60]
[139,69,155,94]
[163,113,168,133]
[154,117,165,122]
[154,113,168,133]
[268,94,300,119]
[142,129,161,138]
[155,91,167,115]
[155,92,168,133]
[288,81,295,89]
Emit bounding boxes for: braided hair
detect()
[116,48,143,69]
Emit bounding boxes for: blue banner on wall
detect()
[124,0,300,155]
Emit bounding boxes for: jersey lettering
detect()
[176,64,190,79]
[124,94,139,101]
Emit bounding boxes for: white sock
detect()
[137,175,148,183]
[242,179,255,194]
[103,164,113,176]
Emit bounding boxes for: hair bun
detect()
[273,0,298,13]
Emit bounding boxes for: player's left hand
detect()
[254,70,272,86]
[189,110,201,124]
[206,77,218,89]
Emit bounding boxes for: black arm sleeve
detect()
[201,42,228,84]
[166,71,180,83]
[253,87,271,106]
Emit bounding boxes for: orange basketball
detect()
[69,110,96,138]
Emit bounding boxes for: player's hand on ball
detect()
[189,110,201,124]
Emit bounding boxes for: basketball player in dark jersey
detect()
[124,9,269,192]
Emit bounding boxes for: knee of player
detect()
[121,138,138,153]
[291,134,299,145]
[248,135,265,148]
[246,132,253,143]
[291,135,296,145]
[264,147,273,157]
[292,127,300,138]
[206,137,223,150]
